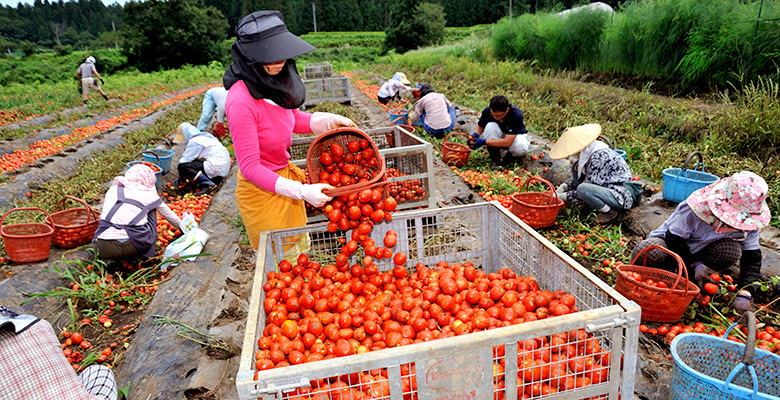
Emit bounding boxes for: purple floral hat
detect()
[687,171,771,231]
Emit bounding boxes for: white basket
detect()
[237,203,641,400]
[302,76,352,108]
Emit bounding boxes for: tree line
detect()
[1,0,629,53]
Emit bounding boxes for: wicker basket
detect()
[1,207,54,263]
[305,128,388,197]
[441,132,471,167]
[45,196,100,249]
[510,176,565,229]
[614,245,701,323]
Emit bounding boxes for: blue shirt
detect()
[649,202,760,253]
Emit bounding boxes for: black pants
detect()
[487,147,520,167]
[178,160,223,184]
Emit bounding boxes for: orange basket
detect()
[305,127,388,197]
[614,245,700,323]
[510,176,564,229]
[1,207,54,263]
[441,132,471,167]
[45,196,100,249]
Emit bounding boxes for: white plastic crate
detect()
[303,76,352,108]
[303,62,333,79]
[291,126,436,221]
[237,202,641,400]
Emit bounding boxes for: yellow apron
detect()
[236,162,309,254]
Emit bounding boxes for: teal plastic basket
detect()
[670,312,780,400]
[388,109,409,126]
[142,137,174,174]
[663,151,719,203]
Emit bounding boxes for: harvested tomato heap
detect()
[254,239,612,398]
[387,168,425,202]
[316,140,381,188]
[154,193,212,253]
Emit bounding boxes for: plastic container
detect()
[302,76,352,108]
[614,149,627,159]
[662,151,720,203]
[1,207,54,263]
[389,109,409,126]
[614,245,700,323]
[237,203,641,400]
[142,137,174,174]
[670,311,780,400]
[46,196,100,249]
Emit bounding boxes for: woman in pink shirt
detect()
[224,11,356,249]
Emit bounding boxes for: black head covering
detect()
[419,83,435,98]
[223,11,316,109]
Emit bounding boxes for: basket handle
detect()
[597,135,613,149]
[519,176,559,206]
[680,151,704,173]
[143,137,173,150]
[721,311,759,398]
[443,131,469,146]
[0,207,53,230]
[629,244,691,294]
[133,151,160,162]
[390,116,407,126]
[55,196,98,223]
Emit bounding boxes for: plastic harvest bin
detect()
[291,126,436,220]
[236,202,641,400]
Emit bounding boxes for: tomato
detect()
[320,153,333,166]
[70,332,83,345]
[384,197,398,212]
[703,282,718,295]
[330,143,344,158]
[383,233,398,248]
[347,140,361,153]
[280,320,299,339]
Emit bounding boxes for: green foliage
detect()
[53,44,72,56]
[383,1,447,53]
[19,40,37,57]
[0,49,126,85]
[383,0,421,53]
[121,0,228,72]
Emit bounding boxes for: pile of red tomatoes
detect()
[315,139,382,189]
[387,168,425,202]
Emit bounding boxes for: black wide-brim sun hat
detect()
[235,10,316,64]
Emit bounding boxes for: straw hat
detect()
[173,123,186,143]
[549,124,602,160]
[687,171,771,231]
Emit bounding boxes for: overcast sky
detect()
[0,0,130,6]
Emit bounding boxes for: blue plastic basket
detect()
[142,137,174,174]
[670,312,780,400]
[388,109,409,126]
[126,151,163,186]
[614,149,627,159]
[662,151,720,203]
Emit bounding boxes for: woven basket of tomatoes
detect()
[614,245,700,323]
[306,128,388,197]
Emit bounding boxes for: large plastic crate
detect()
[237,202,641,400]
[303,62,333,79]
[303,76,352,108]
[291,126,436,221]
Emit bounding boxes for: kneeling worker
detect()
[174,122,232,195]
[468,95,530,170]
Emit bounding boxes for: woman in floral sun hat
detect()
[631,171,772,314]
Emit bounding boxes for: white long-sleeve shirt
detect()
[96,185,182,240]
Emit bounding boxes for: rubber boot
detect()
[487,147,503,170]
[194,172,215,195]
[102,93,109,101]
